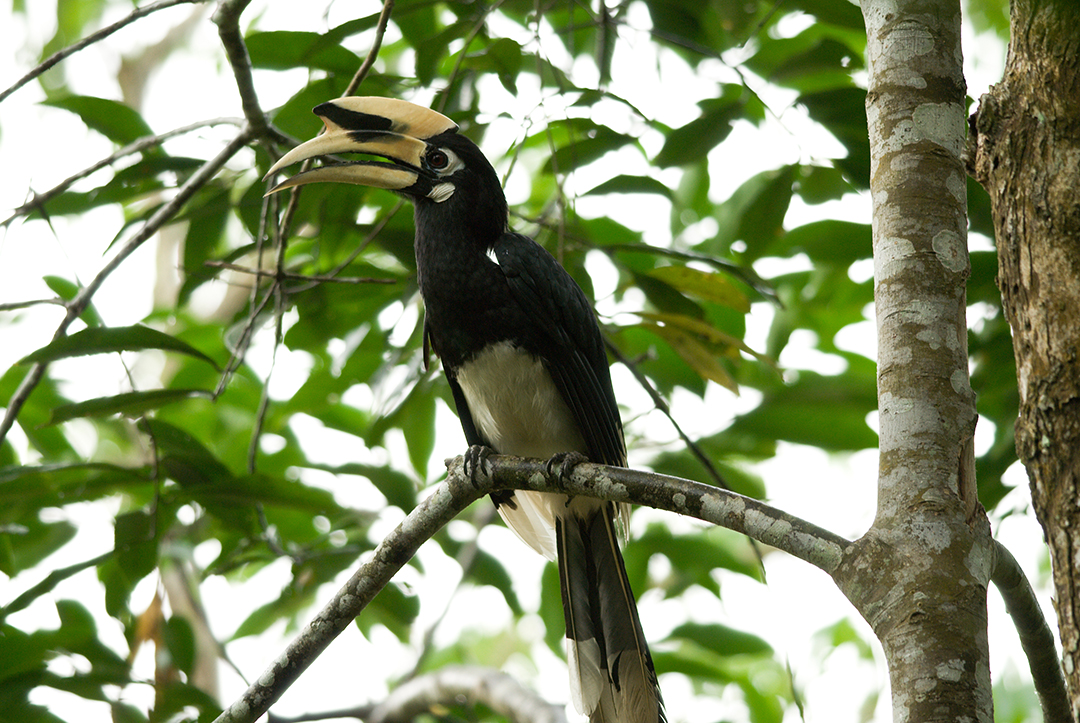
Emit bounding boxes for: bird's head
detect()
[265,97,508,244]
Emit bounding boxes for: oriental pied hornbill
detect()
[266,97,664,723]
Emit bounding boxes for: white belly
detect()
[455,340,592,560]
[455,340,586,459]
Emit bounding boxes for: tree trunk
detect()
[843,0,995,720]
[971,0,1080,715]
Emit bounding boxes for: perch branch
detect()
[213,454,847,723]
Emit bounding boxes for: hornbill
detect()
[265,97,664,723]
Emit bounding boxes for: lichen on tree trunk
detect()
[971,0,1080,716]
[849,0,995,720]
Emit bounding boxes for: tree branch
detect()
[0,0,208,104]
[212,0,269,138]
[0,127,255,447]
[2,117,245,228]
[212,463,489,723]
[343,0,395,97]
[213,454,847,723]
[991,540,1073,723]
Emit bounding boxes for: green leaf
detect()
[0,516,76,576]
[178,184,232,305]
[781,220,872,266]
[623,524,762,598]
[583,174,674,199]
[656,87,762,167]
[440,534,523,616]
[544,122,637,174]
[668,622,773,657]
[318,463,418,511]
[800,87,871,188]
[162,616,196,675]
[245,31,362,74]
[745,26,864,93]
[709,166,796,257]
[464,38,523,94]
[794,164,854,205]
[43,276,102,327]
[731,370,879,452]
[18,326,218,369]
[46,388,214,425]
[642,322,739,392]
[43,96,153,145]
[114,509,159,585]
[539,561,564,654]
[358,582,420,641]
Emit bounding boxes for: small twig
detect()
[0,298,67,312]
[0,0,207,104]
[435,0,507,114]
[3,117,245,228]
[0,127,256,447]
[604,339,731,491]
[344,0,395,97]
[211,279,276,398]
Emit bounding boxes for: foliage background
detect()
[0,0,1046,721]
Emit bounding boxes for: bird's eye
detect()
[428,150,450,170]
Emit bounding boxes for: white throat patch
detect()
[428,182,455,203]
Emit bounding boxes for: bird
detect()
[265,96,664,723]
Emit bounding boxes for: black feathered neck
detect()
[411,132,508,255]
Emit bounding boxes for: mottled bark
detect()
[844,1,995,721]
[971,0,1080,716]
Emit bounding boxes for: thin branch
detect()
[991,540,1072,723]
[0,0,208,104]
[434,1,507,114]
[604,339,730,491]
[344,0,395,97]
[213,454,848,723]
[212,0,269,138]
[0,298,66,312]
[2,117,245,228]
[0,127,255,447]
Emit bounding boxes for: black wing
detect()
[493,232,626,468]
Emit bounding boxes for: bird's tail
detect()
[557,501,665,723]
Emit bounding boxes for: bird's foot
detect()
[544,451,588,487]
[463,444,494,488]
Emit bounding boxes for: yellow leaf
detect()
[647,266,751,313]
[644,322,739,393]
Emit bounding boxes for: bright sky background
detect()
[0,1,1051,722]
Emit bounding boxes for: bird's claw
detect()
[545,451,588,487]
[463,445,494,488]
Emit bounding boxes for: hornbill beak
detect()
[263,97,458,195]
